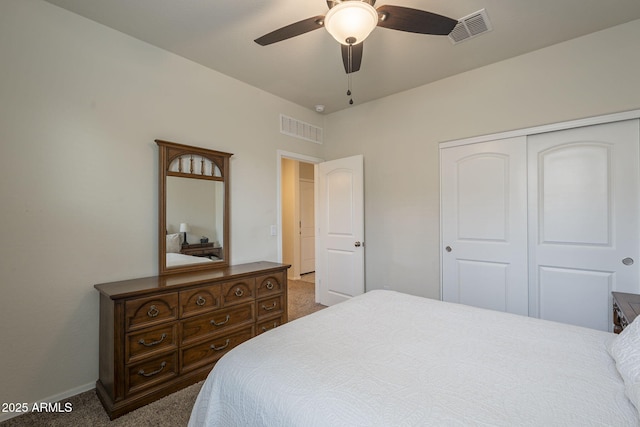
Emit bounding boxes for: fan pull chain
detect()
[347,43,354,105]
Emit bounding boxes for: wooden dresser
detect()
[612,291,640,333]
[95,261,289,419]
[180,243,223,259]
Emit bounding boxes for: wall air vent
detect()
[280,114,323,144]
[449,9,492,45]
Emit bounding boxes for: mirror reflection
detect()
[165,177,224,268]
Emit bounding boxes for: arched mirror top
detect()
[157,139,233,275]
[166,152,224,179]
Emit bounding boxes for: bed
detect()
[188,290,640,426]
[166,252,215,267]
[165,232,217,267]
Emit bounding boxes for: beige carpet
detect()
[1,280,325,426]
[287,278,325,320]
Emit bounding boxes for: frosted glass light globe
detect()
[324,1,379,45]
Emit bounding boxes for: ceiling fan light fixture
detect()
[324,1,379,45]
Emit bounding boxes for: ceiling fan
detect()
[254,0,458,74]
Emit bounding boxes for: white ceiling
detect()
[43,0,640,114]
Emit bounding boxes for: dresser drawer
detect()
[257,295,285,320]
[125,293,179,331]
[181,325,254,373]
[256,272,285,298]
[256,315,285,335]
[126,323,178,363]
[181,303,255,345]
[221,279,255,307]
[179,284,222,318]
[126,351,178,396]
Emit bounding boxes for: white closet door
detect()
[528,120,640,331]
[441,137,529,315]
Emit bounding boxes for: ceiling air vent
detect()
[280,114,323,144]
[449,9,492,45]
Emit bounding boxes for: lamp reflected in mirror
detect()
[179,222,190,245]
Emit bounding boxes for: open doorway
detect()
[277,151,324,319]
[281,157,316,280]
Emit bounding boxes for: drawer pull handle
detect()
[266,281,274,290]
[147,305,159,318]
[262,322,279,332]
[262,302,277,311]
[234,288,244,297]
[138,361,166,377]
[138,333,167,347]
[211,339,230,351]
[196,296,206,306]
[210,315,230,326]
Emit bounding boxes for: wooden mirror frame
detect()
[157,139,232,275]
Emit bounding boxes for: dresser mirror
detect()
[157,139,232,275]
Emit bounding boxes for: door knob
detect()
[355,241,361,247]
[622,257,634,266]
[445,246,452,253]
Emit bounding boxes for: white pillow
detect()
[166,233,182,253]
[608,316,640,414]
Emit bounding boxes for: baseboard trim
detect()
[0,381,95,423]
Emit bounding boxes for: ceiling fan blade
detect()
[254,16,325,46]
[341,42,363,74]
[376,5,457,35]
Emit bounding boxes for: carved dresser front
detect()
[95,261,289,419]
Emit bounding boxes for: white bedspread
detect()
[189,290,639,426]
[166,252,215,267]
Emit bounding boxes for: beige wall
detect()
[324,18,640,299]
[300,161,315,180]
[0,0,323,412]
[281,158,297,278]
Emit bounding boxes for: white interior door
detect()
[441,137,529,315]
[528,120,640,331]
[300,179,315,274]
[316,155,365,306]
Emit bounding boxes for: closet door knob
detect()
[445,246,452,253]
[622,257,634,266]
